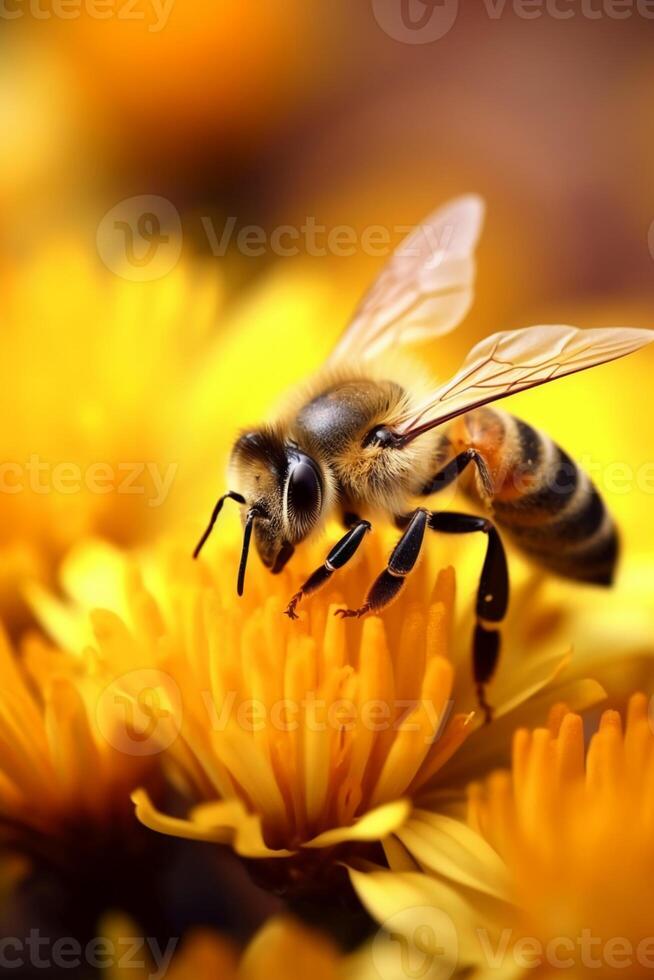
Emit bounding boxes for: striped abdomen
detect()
[448,408,618,586]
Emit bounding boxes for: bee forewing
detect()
[328,194,485,364]
[394,324,654,437]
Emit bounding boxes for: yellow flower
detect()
[353,694,654,979]
[36,519,602,895]
[0,238,344,631]
[0,624,157,857]
[0,244,213,627]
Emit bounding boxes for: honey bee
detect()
[194,196,652,719]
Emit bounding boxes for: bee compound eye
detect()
[287,457,322,525]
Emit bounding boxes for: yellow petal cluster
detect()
[44,516,601,883]
[112,529,472,857]
[468,694,654,978]
[0,626,155,848]
[354,695,654,979]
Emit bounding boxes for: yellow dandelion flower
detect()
[40,520,603,896]
[0,624,158,862]
[353,694,654,979]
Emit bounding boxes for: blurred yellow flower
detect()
[0,624,157,859]
[102,913,383,980]
[0,243,216,626]
[0,239,344,632]
[353,694,654,979]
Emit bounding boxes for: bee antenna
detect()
[237,508,258,597]
[193,491,246,559]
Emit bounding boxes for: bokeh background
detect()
[2,3,654,975]
[3,3,654,636]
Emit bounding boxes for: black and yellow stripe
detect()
[457,409,618,586]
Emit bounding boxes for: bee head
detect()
[193,427,325,594]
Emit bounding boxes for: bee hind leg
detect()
[420,447,494,498]
[284,519,371,619]
[428,512,509,724]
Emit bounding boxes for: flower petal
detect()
[393,809,511,901]
[303,799,412,849]
[132,789,294,858]
[239,917,340,980]
[347,865,507,968]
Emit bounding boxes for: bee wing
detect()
[392,324,654,439]
[328,194,485,364]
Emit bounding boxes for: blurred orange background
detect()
[2,2,653,629]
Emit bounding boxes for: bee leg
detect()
[428,512,509,724]
[284,520,371,620]
[335,509,429,619]
[420,448,494,498]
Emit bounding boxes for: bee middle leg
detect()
[335,508,509,724]
[284,519,371,619]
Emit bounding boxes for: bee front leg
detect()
[284,520,371,620]
[335,509,429,620]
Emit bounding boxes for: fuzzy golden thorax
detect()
[229,361,447,567]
